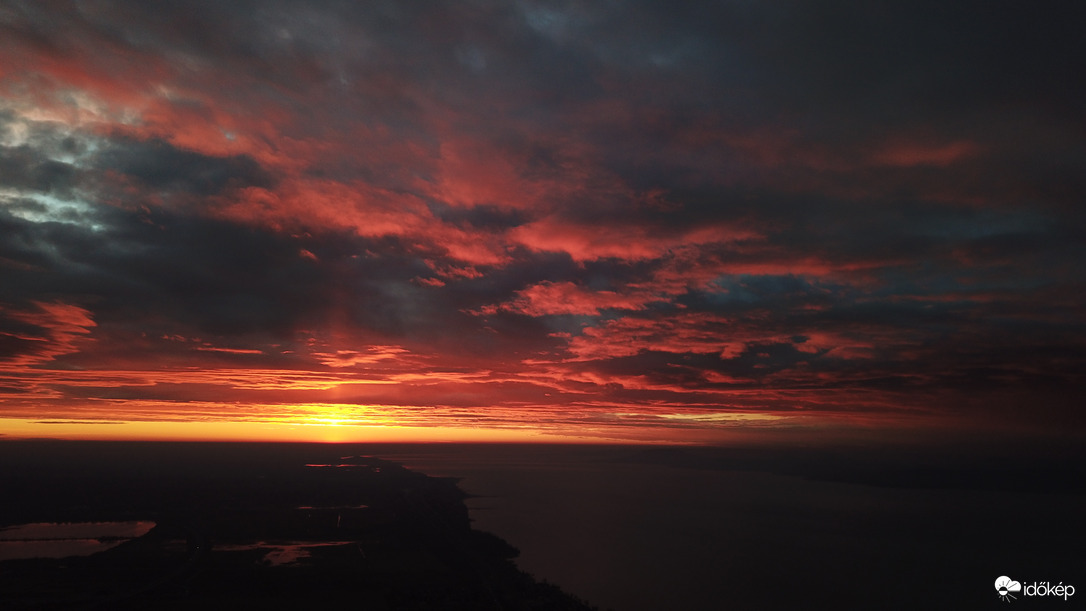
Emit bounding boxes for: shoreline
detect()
[0,440,598,610]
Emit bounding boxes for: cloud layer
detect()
[1,1,1084,440]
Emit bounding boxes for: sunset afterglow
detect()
[1,1,1083,442]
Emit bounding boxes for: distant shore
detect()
[0,440,597,610]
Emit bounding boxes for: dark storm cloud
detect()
[0,200,566,371]
[3,206,389,338]
[428,202,529,230]
[0,145,79,196]
[602,0,1086,125]
[90,137,274,197]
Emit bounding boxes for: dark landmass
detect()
[0,440,597,610]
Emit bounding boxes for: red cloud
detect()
[871,139,980,168]
[510,216,758,262]
[0,302,97,368]
[566,313,739,361]
[482,281,656,316]
[313,346,411,368]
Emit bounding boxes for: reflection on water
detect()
[0,521,156,540]
[304,464,380,471]
[216,541,360,565]
[305,457,381,472]
[0,521,155,561]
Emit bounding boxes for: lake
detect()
[0,521,156,561]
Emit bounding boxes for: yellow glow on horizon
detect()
[0,417,709,444]
[0,417,587,444]
[0,401,896,445]
[0,410,942,445]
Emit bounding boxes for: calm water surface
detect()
[0,521,155,561]
[378,444,1086,611]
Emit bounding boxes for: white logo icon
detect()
[996,576,1022,602]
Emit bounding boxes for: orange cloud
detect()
[482,281,656,316]
[0,302,97,368]
[510,216,757,262]
[872,139,980,168]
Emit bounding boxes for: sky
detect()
[1,0,1084,443]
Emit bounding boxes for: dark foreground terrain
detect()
[0,441,595,610]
